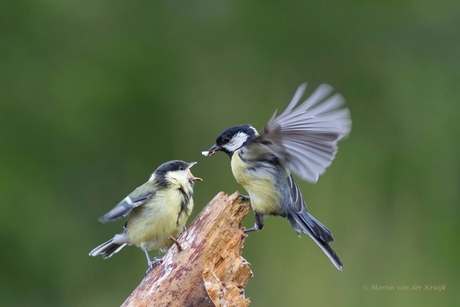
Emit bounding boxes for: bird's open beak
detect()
[201,144,220,157]
[187,162,203,182]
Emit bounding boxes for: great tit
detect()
[202,83,351,270]
[89,160,202,270]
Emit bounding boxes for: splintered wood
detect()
[122,192,253,307]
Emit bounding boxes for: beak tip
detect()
[189,176,203,183]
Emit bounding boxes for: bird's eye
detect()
[179,166,185,171]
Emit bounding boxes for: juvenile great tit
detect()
[89,160,202,271]
[202,83,351,270]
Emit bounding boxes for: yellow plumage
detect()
[203,83,350,270]
[89,160,201,269]
[127,187,193,251]
[231,149,282,215]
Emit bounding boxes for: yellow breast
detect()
[231,150,281,215]
[127,188,192,250]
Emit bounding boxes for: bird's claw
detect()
[239,194,250,203]
[145,257,163,275]
[243,227,257,234]
[243,222,262,234]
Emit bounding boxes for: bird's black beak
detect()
[201,144,221,157]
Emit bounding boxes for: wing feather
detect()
[98,184,157,223]
[262,83,351,183]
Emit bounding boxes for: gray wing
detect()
[262,83,351,183]
[98,184,157,223]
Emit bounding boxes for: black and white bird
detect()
[202,83,351,270]
[89,160,202,271]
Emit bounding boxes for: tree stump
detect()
[121,191,253,307]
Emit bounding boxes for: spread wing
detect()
[98,183,157,223]
[261,83,351,183]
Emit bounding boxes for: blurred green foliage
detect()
[1,0,459,306]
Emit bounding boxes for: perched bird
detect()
[89,160,202,271]
[202,83,351,270]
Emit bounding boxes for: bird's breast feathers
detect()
[231,150,283,215]
[127,188,192,250]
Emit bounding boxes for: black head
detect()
[153,160,201,187]
[203,125,258,158]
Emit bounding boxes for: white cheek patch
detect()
[166,171,188,184]
[223,132,248,152]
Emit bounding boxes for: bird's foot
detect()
[243,227,257,234]
[239,194,250,203]
[243,222,262,234]
[145,257,163,275]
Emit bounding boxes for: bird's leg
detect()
[169,236,183,251]
[244,212,265,233]
[239,193,250,203]
[143,246,162,274]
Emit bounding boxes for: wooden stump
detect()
[121,191,253,307]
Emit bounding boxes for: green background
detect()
[1,1,459,306]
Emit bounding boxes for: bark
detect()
[121,191,253,307]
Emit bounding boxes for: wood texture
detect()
[121,191,253,307]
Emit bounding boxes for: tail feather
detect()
[289,211,343,270]
[89,238,127,259]
[298,211,334,243]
